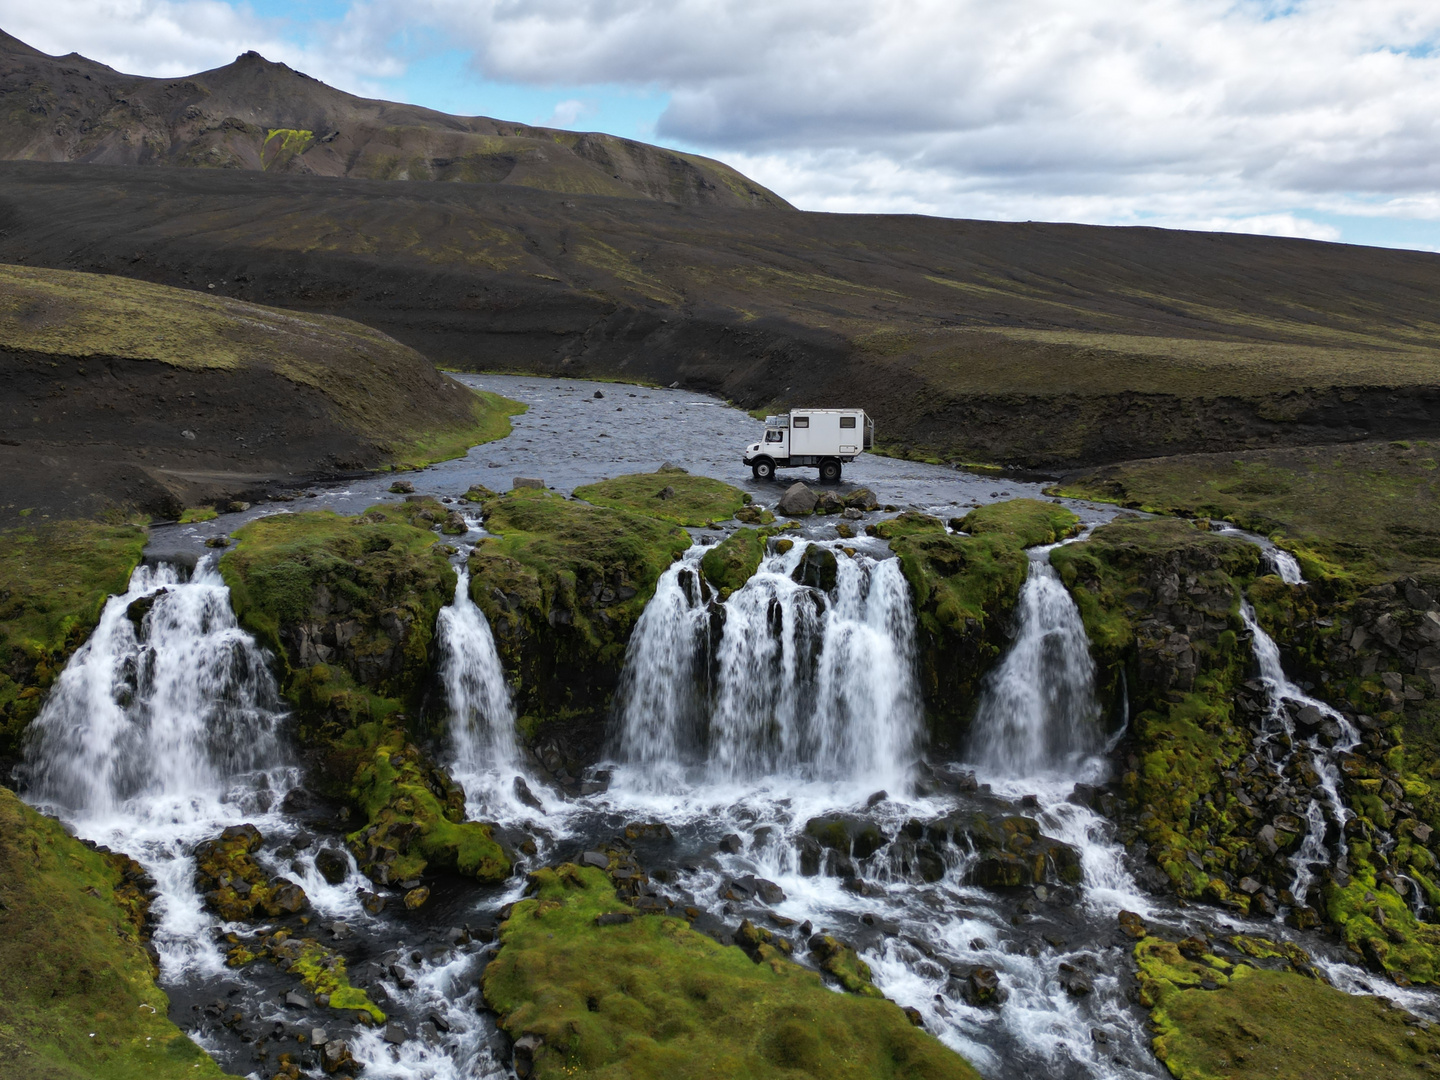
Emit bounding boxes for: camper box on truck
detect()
[742,408,874,483]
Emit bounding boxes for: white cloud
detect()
[8,0,1440,238]
[544,97,597,129]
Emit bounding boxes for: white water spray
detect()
[22,561,293,982]
[441,567,518,777]
[1240,601,1358,909]
[969,548,1103,778]
[614,541,922,792]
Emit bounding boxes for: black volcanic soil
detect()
[0,349,375,522]
[2,160,1440,468]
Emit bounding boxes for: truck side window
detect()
[765,429,784,442]
[840,416,856,428]
[793,417,809,428]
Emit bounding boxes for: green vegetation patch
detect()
[470,486,690,659]
[0,263,523,470]
[346,730,509,884]
[481,863,978,1080]
[1051,440,1440,584]
[701,528,766,597]
[574,470,749,527]
[1135,934,1440,1079]
[0,521,146,758]
[0,786,234,1079]
[1051,519,1262,901]
[956,498,1081,547]
[220,500,456,702]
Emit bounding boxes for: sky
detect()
[6,0,1440,251]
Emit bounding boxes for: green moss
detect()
[346,731,510,884]
[468,488,690,726]
[0,786,235,1079]
[1135,935,1440,1079]
[482,864,979,1080]
[956,498,1081,547]
[0,521,147,758]
[178,507,217,524]
[574,470,748,527]
[220,501,455,702]
[867,511,946,540]
[269,933,384,1024]
[700,529,766,597]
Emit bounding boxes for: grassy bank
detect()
[0,521,146,757]
[482,864,979,1080]
[0,786,233,1079]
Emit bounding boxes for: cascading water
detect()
[21,561,294,983]
[1239,600,1359,912]
[969,548,1103,778]
[440,566,521,803]
[614,540,921,791]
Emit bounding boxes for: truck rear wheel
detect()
[752,458,776,480]
[819,459,842,483]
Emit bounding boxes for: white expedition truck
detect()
[742,408,874,483]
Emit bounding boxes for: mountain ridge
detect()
[0,29,791,210]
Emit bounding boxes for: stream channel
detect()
[19,375,1440,1080]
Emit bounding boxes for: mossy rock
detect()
[0,521,147,761]
[231,929,384,1024]
[791,545,839,592]
[955,498,1080,547]
[468,488,690,754]
[193,823,309,921]
[481,863,979,1080]
[574,471,749,527]
[701,528,766,596]
[220,500,456,710]
[1051,519,1265,900]
[0,785,236,1079]
[346,727,510,884]
[887,529,1029,749]
[807,933,882,998]
[1135,933,1440,1079]
[867,511,945,540]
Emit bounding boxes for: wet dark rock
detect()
[513,776,545,811]
[388,480,414,494]
[579,850,609,869]
[1118,910,1148,939]
[383,1023,407,1045]
[866,790,889,808]
[956,966,1008,1007]
[844,487,879,511]
[805,814,891,860]
[321,1038,355,1075]
[815,490,845,515]
[777,482,818,516]
[903,1006,925,1026]
[791,545,839,591]
[359,891,385,915]
[926,810,1081,889]
[717,833,744,854]
[314,847,349,886]
[1058,962,1093,997]
[623,820,673,842]
[512,1033,543,1079]
[284,991,310,1009]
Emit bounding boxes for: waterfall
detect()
[614,540,922,791]
[614,547,714,785]
[440,567,519,778]
[1240,600,1358,908]
[968,549,1103,778]
[21,560,293,983]
[23,562,288,816]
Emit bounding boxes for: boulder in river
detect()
[193,823,311,921]
[777,482,818,516]
[314,847,349,886]
[925,810,1081,889]
[388,480,414,494]
[805,814,891,860]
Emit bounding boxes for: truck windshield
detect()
[765,429,785,443]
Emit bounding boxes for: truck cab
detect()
[743,409,873,483]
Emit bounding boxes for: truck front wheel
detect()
[819,459,842,483]
[752,458,776,480]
